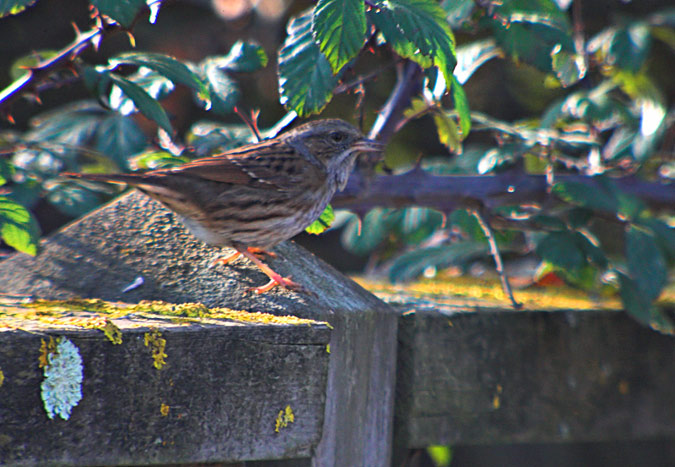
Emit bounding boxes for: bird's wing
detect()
[163,139,320,190]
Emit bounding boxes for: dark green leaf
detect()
[442,0,475,27]
[618,272,675,334]
[312,0,366,74]
[575,231,607,268]
[551,180,618,213]
[588,23,651,73]
[551,46,586,87]
[0,158,15,186]
[625,224,666,302]
[108,74,173,134]
[488,0,573,73]
[90,0,146,27]
[46,183,105,218]
[341,208,392,255]
[197,59,241,114]
[110,52,210,104]
[450,74,471,137]
[368,0,457,84]
[306,204,335,235]
[0,0,37,17]
[26,104,104,148]
[0,196,40,255]
[637,218,675,262]
[278,10,339,117]
[389,241,488,283]
[536,231,585,271]
[219,41,268,72]
[567,207,593,228]
[187,121,254,156]
[94,114,148,170]
[530,214,566,230]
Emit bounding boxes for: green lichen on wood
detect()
[40,336,83,420]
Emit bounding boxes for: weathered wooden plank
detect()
[390,303,675,449]
[0,312,331,466]
[0,191,398,467]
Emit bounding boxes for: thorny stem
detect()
[470,208,522,309]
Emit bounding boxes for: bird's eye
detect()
[330,132,346,142]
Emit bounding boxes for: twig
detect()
[470,208,522,309]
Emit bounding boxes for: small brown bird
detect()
[64,119,383,294]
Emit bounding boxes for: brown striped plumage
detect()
[63,119,383,294]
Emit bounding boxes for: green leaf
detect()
[110,52,210,104]
[368,0,457,84]
[94,114,148,170]
[450,74,471,137]
[625,225,666,302]
[442,0,475,27]
[588,23,651,73]
[10,50,58,80]
[219,41,268,73]
[575,231,607,268]
[341,208,392,255]
[278,10,339,117]
[637,218,675,262]
[453,38,500,85]
[433,111,461,153]
[312,0,366,74]
[0,196,40,255]
[389,241,488,283]
[488,0,573,73]
[130,151,189,170]
[427,445,453,467]
[90,0,146,27]
[0,158,14,186]
[551,180,618,213]
[551,46,586,87]
[108,74,173,134]
[187,121,254,156]
[46,183,105,218]
[0,0,37,17]
[26,104,104,148]
[306,204,335,235]
[618,272,675,335]
[198,59,241,114]
[536,231,585,271]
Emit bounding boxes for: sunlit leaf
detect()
[433,111,461,153]
[218,41,268,72]
[551,45,586,87]
[278,10,339,117]
[312,0,366,74]
[450,75,471,137]
[0,196,40,255]
[0,0,37,17]
[306,204,335,234]
[588,23,651,72]
[10,50,58,80]
[197,59,241,114]
[368,0,457,84]
[453,39,500,84]
[130,151,189,170]
[0,159,14,186]
[90,0,146,27]
[108,74,173,134]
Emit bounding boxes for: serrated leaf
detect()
[278,10,339,117]
[618,272,675,334]
[94,114,148,170]
[551,180,618,213]
[306,204,335,235]
[312,0,366,74]
[450,74,471,137]
[219,41,268,72]
[0,0,37,17]
[625,225,666,302]
[368,0,457,84]
[198,59,241,114]
[108,75,173,134]
[536,231,585,271]
[389,241,488,283]
[433,111,461,153]
[90,0,146,27]
[0,196,40,255]
[110,52,210,104]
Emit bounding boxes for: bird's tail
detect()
[61,172,145,186]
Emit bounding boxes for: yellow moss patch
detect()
[275,405,295,433]
[0,368,4,387]
[144,329,167,370]
[160,403,170,416]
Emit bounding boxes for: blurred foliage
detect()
[0,0,673,333]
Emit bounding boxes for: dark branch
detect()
[334,170,674,213]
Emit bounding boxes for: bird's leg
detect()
[209,247,276,268]
[237,248,308,294]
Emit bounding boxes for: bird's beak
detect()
[352,138,385,154]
